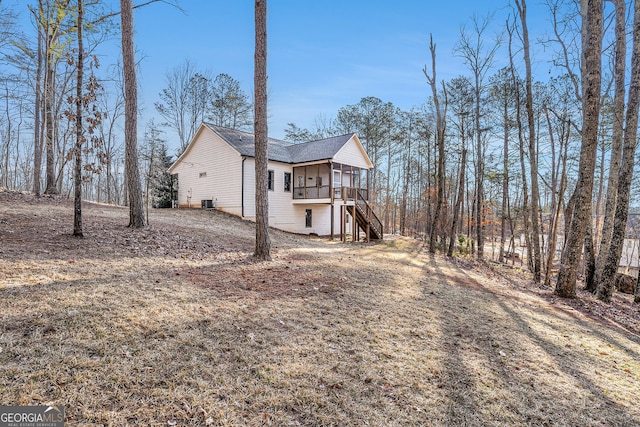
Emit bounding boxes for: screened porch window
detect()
[292,162,369,200]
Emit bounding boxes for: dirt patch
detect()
[1,190,640,426]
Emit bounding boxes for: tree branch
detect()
[91,0,185,26]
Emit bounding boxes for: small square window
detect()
[199,172,207,178]
[268,170,275,191]
[284,172,291,192]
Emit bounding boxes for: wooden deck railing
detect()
[293,186,369,202]
[337,186,368,201]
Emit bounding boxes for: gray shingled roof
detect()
[204,123,354,164]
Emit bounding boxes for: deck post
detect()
[351,212,360,242]
[330,203,334,240]
[330,176,335,241]
[340,205,345,242]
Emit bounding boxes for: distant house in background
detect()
[168,123,382,240]
[618,213,640,278]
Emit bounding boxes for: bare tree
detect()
[543,101,571,287]
[398,110,417,236]
[40,0,73,195]
[31,1,44,196]
[120,0,145,228]
[555,0,603,298]
[594,0,627,287]
[72,0,84,236]
[515,0,542,282]
[254,0,270,260]
[424,34,447,254]
[446,76,473,257]
[597,0,640,302]
[155,59,211,154]
[488,66,516,264]
[454,14,501,260]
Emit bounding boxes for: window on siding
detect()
[199,172,207,178]
[284,172,291,192]
[268,170,274,191]
[305,209,312,228]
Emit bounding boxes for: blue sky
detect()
[14,0,555,150]
[127,1,556,146]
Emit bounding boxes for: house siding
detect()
[172,128,243,215]
[334,136,371,169]
[243,159,323,234]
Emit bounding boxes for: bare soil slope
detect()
[1,191,639,426]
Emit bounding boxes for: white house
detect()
[168,123,382,240]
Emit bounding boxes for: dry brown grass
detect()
[1,190,640,426]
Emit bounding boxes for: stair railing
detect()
[355,189,383,238]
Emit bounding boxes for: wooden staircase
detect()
[346,190,383,241]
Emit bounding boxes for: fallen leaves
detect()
[1,192,640,426]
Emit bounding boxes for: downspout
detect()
[241,156,246,217]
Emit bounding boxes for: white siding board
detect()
[334,136,371,169]
[174,128,242,215]
[289,204,332,235]
[269,162,297,230]
[243,158,256,218]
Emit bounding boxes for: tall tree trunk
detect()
[448,148,467,257]
[73,0,84,237]
[44,53,57,195]
[555,0,603,298]
[593,120,607,254]
[584,219,596,292]
[516,0,542,282]
[475,77,484,259]
[33,9,43,196]
[596,0,640,302]
[399,118,412,236]
[508,40,531,269]
[254,0,271,260]
[424,35,446,254]
[384,142,393,231]
[594,0,626,286]
[121,0,145,228]
[544,104,557,271]
[545,118,569,287]
[499,84,509,263]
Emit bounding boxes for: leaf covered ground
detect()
[1,190,640,426]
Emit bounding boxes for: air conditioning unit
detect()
[201,199,215,209]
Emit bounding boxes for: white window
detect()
[268,170,274,191]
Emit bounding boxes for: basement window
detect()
[305,209,312,228]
